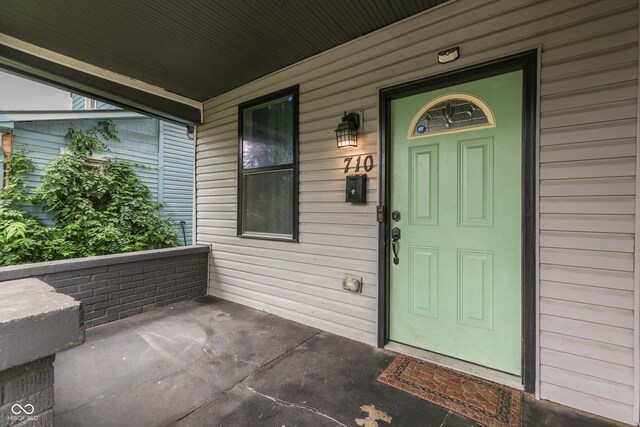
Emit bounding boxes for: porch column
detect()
[0,278,84,426]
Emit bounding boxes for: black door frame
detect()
[377,50,538,392]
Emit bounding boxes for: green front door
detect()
[389,71,523,375]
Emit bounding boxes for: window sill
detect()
[237,233,298,243]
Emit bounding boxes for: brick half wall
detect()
[0,246,209,327]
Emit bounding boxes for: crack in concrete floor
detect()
[240,384,349,427]
[55,299,473,427]
[171,330,323,425]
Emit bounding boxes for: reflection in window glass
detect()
[412,97,492,136]
[238,88,298,240]
[242,170,293,236]
[242,96,293,169]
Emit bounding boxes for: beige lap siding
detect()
[197,0,638,423]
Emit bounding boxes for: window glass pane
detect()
[242,170,293,236]
[242,95,294,169]
[411,96,493,137]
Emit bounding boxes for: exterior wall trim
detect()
[0,33,200,109]
[634,3,640,422]
[0,36,202,125]
[377,50,538,393]
[533,45,542,401]
[193,124,198,245]
[0,111,143,122]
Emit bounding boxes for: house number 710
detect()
[344,155,374,173]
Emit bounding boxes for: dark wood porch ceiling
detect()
[0,0,447,103]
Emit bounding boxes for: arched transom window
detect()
[407,93,496,139]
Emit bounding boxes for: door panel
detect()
[409,246,438,318]
[409,145,439,225]
[458,137,493,226]
[389,71,523,375]
[457,249,493,330]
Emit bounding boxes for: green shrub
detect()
[0,120,179,266]
[0,151,51,265]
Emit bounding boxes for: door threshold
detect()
[384,341,523,390]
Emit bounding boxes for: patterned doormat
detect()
[378,355,522,427]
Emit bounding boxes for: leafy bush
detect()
[0,152,50,265]
[0,120,179,266]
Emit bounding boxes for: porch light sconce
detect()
[186,125,195,140]
[335,111,360,148]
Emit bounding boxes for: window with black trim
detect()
[237,86,298,240]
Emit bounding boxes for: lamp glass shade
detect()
[335,113,358,148]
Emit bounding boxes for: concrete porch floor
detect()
[54,296,616,427]
[54,296,478,426]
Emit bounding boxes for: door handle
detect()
[391,227,401,265]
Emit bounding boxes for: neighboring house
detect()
[0,108,194,245]
[70,93,118,111]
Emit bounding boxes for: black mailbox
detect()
[345,174,367,203]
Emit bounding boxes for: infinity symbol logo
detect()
[11,404,35,415]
